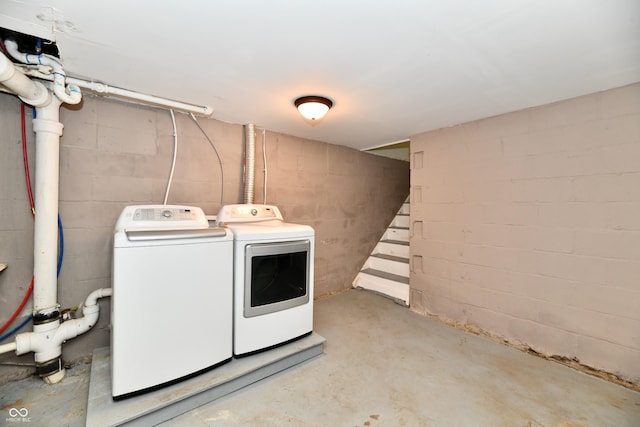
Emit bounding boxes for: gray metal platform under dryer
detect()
[85,333,325,426]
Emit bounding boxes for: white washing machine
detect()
[111,205,233,399]
[217,204,314,356]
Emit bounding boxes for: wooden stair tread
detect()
[360,268,410,284]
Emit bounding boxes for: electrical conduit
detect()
[189,113,225,205]
[162,110,178,205]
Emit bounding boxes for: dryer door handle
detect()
[125,227,227,241]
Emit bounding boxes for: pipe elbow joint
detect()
[57,317,92,344]
[52,76,82,105]
[55,289,110,343]
[85,288,113,307]
[0,52,51,107]
[18,80,51,108]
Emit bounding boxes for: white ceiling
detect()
[1,0,639,150]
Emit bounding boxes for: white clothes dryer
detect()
[111,205,233,398]
[217,204,314,356]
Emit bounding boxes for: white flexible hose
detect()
[262,128,268,204]
[163,110,178,205]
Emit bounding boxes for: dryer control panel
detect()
[115,205,208,231]
[217,204,283,224]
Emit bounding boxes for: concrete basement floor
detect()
[1,289,639,426]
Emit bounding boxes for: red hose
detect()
[0,278,34,334]
[0,103,36,335]
[21,103,35,215]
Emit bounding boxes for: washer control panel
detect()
[216,204,283,224]
[115,205,208,231]
[133,207,196,222]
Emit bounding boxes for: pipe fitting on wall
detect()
[32,116,64,137]
[38,358,64,382]
[4,39,81,105]
[0,47,50,107]
[32,306,61,325]
[13,288,112,383]
[15,319,62,362]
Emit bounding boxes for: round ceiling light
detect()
[294,96,333,121]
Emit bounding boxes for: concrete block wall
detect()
[0,93,409,382]
[410,83,640,385]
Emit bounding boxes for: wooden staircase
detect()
[352,198,410,305]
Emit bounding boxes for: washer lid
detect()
[125,227,228,241]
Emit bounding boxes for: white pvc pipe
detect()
[0,342,18,355]
[15,288,112,358]
[4,40,81,105]
[84,287,113,306]
[244,123,256,204]
[0,49,50,107]
[32,98,64,312]
[0,44,213,116]
[52,73,81,105]
[1,43,64,314]
[2,40,69,313]
[56,287,112,343]
[68,78,213,115]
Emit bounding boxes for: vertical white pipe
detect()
[33,97,63,313]
[244,123,256,204]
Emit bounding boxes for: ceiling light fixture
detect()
[294,96,333,121]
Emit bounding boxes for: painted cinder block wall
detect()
[409,83,640,385]
[0,93,409,382]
